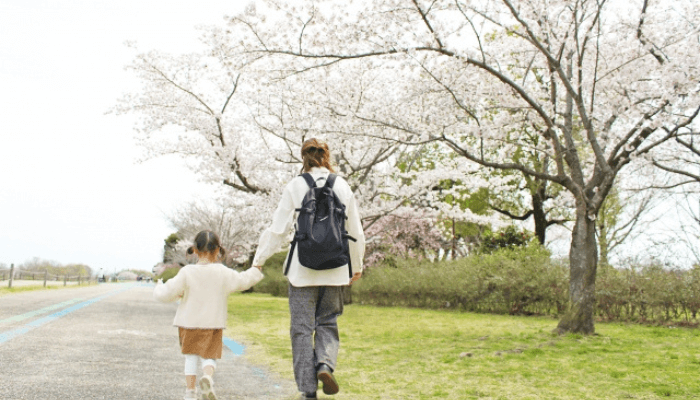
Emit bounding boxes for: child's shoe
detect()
[184,388,197,400]
[199,375,218,400]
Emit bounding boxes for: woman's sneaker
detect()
[199,375,217,400]
[184,388,197,400]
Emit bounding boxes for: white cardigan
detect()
[253,167,365,287]
[153,263,263,329]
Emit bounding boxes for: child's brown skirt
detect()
[178,328,223,359]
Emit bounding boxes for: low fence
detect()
[0,264,94,288]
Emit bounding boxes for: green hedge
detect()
[596,264,700,324]
[247,246,700,325]
[157,267,181,283]
[353,243,568,315]
[254,252,290,297]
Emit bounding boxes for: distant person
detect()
[252,138,365,400]
[153,230,263,400]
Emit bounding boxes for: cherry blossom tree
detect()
[364,206,446,268]
[222,0,700,333]
[112,40,477,265]
[485,158,572,245]
[167,196,267,264]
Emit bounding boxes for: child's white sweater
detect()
[153,263,264,329]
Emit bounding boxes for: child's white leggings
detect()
[184,354,217,375]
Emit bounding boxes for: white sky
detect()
[0,0,248,274]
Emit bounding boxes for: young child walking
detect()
[154,230,264,400]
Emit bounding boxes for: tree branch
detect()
[145,61,215,116]
[489,204,533,221]
[411,0,445,49]
[652,161,700,183]
[637,0,667,65]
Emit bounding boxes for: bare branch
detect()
[412,56,480,125]
[439,133,569,187]
[489,204,533,221]
[652,161,700,183]
[608,101,670,168]
[454,0,486,62]
[637,0,667,65]
[411,0,445,49]
[298,8,316,54]
[220,73,241,115]
[145,61,215,116]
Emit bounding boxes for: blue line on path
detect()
[0,282,248,358]
[0,298,84,326]
[0,284,136,345]
[222,336,245,356]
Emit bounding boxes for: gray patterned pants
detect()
[288,285,344,393]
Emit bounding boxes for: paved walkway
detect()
[0,283,298,399]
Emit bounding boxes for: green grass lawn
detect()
[227,293,700,400]
[0,281,98,296]
[0,284,67,296]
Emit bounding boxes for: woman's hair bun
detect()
[301,138,334,173]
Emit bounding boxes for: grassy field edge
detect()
[226,293,700,400]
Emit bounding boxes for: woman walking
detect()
[253,138,365,399]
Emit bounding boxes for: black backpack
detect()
[284,173,355,277]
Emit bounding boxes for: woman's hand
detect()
[350,271,362,285]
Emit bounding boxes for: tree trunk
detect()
[556,206,598,335]
[598,223,610,268]
[532,185,547,245]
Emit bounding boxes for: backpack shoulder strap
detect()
[324,173,337,189]
[301,173,316,188]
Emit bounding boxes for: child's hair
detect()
[188,230,226,260]
[301,138,335,173]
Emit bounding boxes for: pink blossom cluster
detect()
[364,208,445,268]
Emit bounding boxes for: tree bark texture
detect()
[531,182,548,245]
[556,206,598,334]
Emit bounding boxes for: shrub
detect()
[253,252,289,297]
[353,243,568,315]
[477,225,533,254]
[240,248,700,325]
[157,265,181,283]
[596,264,700,324]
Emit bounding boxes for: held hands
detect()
[350,271,362,285]
[253,265,263,271]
